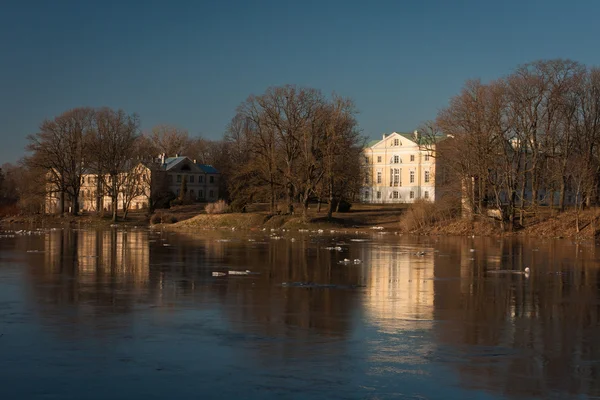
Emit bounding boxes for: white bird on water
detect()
[488,267,530,276]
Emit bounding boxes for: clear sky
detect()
[2,0,600,163]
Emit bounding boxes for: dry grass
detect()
[205,200,229,214]
[524,208,600,238]
[399,198,460,233]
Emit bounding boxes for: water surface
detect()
[1,227,599,399]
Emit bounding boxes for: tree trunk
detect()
[269,181,275,214]
[532,170,539,208]
[317,198,322,213]
[287,182,294,215]
[72,191,80,216]
[59,190,65,215]
[302,192,310,221]
[519,178,526,226]
[558,178,566,212]
[96,175,102,213]
[111,178,118,222]
[327,178,334,219]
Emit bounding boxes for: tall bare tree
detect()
[148,124,190,157]
[89,108,140,222]
[26,107,94,215]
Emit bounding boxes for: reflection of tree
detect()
[432,237,600,399]
[166,233,364,362]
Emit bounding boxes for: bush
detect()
[205,200,229,214]
[336,199,352,213]
[150,212,162,224]
[153,192,176,209]
[400,197,460,231]
[150,211,178,224]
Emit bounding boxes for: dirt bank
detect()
[404,209,600,239]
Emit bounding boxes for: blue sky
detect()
[1,0,600,163]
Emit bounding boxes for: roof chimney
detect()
[193,159,197,164]
[413,130,419,141]
[382,133,387,140]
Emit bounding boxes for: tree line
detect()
[422,59,600,231]
[225,85,363,219]
[1,85,363,221]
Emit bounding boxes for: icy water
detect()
[1,228,600,400]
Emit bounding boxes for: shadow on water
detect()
[2,228,600,398]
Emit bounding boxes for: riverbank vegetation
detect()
[423,59,600,232]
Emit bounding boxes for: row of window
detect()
[365,190,429,200]
[366,154,430,164]
[175,188,214,198]
[367,170,430,185]
[172,174,215,184]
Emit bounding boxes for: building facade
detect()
[160,156,219,201]
[361,131,438,204]
[45,155,220,214]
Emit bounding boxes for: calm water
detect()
[1,227,600,399]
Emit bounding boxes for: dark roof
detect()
[197,164,218,174]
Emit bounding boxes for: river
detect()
[0,227,599,399]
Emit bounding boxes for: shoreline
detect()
[3,207,600,240]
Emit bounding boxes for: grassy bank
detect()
[159,203,408,232]
[1,212,149,228]
[400,206,600,239]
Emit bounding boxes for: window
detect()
[364,191,369,199]
[393,191,399,199]
[410,171,415,183]
[200,175,204,183]
[377,172,382,184]
[377,156,382,163]
[190,175,194,183]
[424,171,430,183]
[410,155,415,162]
[410,191,415,199]
[390,168,400,186]
[365,156,370,164]
[376,191,381,199]
[424,191,429,199]
[190,189,195,197]
[393,155,399,164]
[210,176,214,183]
[199,190,204,198]
[393,138,399,146]
[209,190,214,198]
[177,175,181,183]
[365,174,370,184]
[425,154,430,161]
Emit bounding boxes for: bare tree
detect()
[89,108,140,222]
[148,124,190,157]
[227,86,362,218]
[26,107,94,215]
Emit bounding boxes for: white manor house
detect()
[361,131,439,204]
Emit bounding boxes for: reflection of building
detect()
[361,244,436,333]
[43,229,150,290]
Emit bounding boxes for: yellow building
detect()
[45,162,157,214]
[362,131,438,203]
